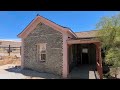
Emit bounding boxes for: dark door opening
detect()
[82,53,89,64]
[69,44,97,76]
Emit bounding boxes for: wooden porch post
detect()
[98,43,103,79]
[95,42,103,79]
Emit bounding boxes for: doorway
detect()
[81,48,89,64]
[68,44,97,71]
[68,44,98,79]
[82,53,89,64]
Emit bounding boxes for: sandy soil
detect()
[0,56,61,79]
[0,56,21,66]
[0,64,61,79]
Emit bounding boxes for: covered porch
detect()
[65,39,103,79]
[68,65,99,79]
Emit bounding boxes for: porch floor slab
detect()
[68,65,99,79]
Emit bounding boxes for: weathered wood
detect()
[67,39,100,44]
[8,45,10,56]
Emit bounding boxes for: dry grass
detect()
[0,56,21,66]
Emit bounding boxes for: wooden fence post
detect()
[8,45,10,56]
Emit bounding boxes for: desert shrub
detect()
[105,48,120,78]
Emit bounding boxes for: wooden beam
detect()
[67,40,100,45]
[95,43,103,79]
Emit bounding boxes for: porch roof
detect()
[75,30,99,38]
[67,39,100,44]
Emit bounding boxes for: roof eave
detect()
[17,16,40,38]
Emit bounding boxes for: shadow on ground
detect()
[5,66,61,79]
[68,65,98,79]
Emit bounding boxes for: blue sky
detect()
[0,11,119,40]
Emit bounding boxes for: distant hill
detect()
[0,40,21,47]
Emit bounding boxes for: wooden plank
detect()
[0,47,20,48]
[67,40,100,44]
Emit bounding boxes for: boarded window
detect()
[36,43,46,62]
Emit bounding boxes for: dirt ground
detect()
[0,56,61,79]
[0,56,21,66]
[0,64,61,79]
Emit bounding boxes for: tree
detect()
[96,14,120,51]
[105,48,120,78]
[96,13,120,78]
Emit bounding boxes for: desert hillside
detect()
[0,40,21,57]
[0,40,21,47]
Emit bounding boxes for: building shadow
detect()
[68,65,89,79]
[68,65,99,79]
[5,66,61,79]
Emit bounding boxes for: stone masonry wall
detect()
[23,23,63,76]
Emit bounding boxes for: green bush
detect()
[105,48,120,67]
[105,48,120,78]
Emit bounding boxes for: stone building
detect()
[18,15,103,79]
